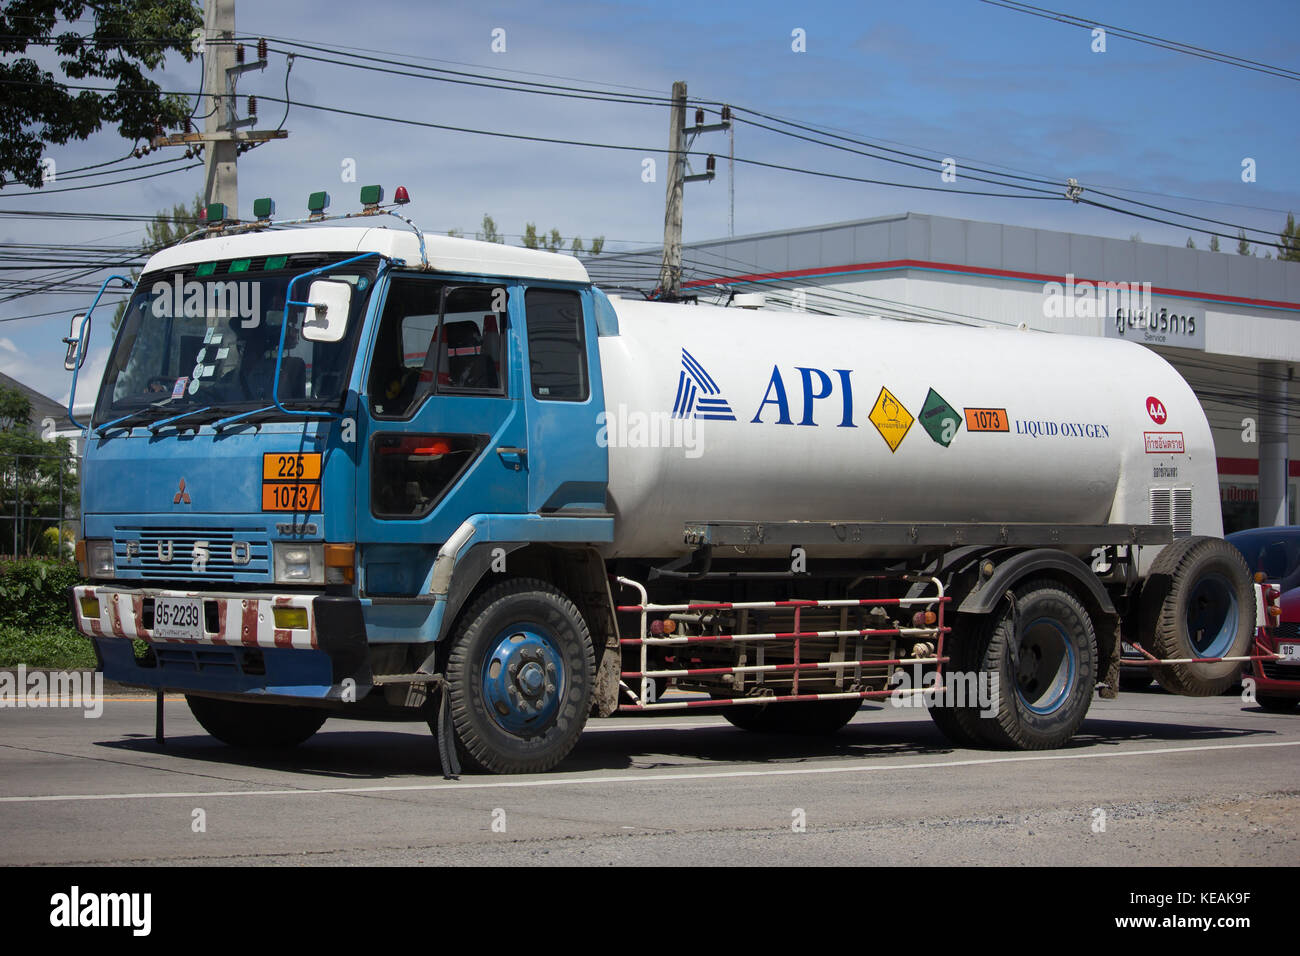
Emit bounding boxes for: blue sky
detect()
[2,0,1297,406]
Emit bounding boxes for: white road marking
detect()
[0,739,1296,804]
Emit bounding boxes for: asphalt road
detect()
[1,687,1297,866]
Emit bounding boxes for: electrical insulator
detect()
[695,108,704,125]
[257,37,267,60]
[706,154,716,173]
[132,147,142,159]
[247,95,257,117]
[721,105,731,122]
[235,43,245,64]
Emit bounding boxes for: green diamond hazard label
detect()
[919,387,962,447]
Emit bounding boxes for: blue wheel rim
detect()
[1015,617,1077,715]
[481,624,565,736]
[1186,572,1239,658]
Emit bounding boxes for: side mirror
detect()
[63,313,87,371]
[301,280,352,343]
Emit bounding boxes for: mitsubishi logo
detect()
[174,477,191,505]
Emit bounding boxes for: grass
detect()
[0,624,96,670]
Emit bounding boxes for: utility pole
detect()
[202,0,237,213]
[656,84,730,301]
[658,81,687,300]
[150,0,286,221]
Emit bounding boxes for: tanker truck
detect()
[62,191,1263,774]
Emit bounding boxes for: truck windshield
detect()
[93,258,377,427]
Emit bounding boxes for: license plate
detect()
[1277,642,1300,664]
[153,597,202,640]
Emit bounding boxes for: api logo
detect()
[1146,396,1168,425]
[671,349,736,421]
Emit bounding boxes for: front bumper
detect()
[1251,627,1300,698]
[71,585,371,699]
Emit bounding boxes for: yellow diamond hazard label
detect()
[869,386,914,453]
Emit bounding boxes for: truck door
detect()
[356,275,527,585]
[521,285,608,514]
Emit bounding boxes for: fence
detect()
[0,452,78,561]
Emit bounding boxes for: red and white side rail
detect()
[614,576,950,712]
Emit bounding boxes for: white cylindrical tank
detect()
[597,298,1220,559]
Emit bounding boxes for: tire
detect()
[1140,536,1255,697]
[1256,695,1298,713]
[721,697,861,734]
[925,617,990,747]
[970,579,1098,750]
[444,578,595,774]
[185,694,327,749]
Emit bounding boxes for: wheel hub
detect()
[482,627,564,735]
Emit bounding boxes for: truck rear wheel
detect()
[721,698,861,735]
[185,695,327,749]
[444,578,594,774]
[971,580,1097,750]
[1140,536,1255,697]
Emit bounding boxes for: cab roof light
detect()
[359,184,384,210]
[253,197,275,221]
[205,202,228,224]
[307,191,330,218]
[393,185,410,204]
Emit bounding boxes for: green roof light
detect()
[205,202,228,223]
[253,197,275,219]
[359,184,384,206]
[229,258,251,273]
[264,255,287,270]
[307,191,330,214]
[195,262,217,277]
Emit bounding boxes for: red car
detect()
[1252,585,1300,713]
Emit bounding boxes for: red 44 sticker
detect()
[1146,396,1168,424]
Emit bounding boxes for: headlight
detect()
[84,540,114,579]
[273,542,324,584]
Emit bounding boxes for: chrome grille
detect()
[115,527,271,580]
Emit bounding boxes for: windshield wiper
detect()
[95,399,178,435]
[213,403,334,433]
[147,405,214,434]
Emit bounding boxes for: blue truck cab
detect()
[68,220,626,773]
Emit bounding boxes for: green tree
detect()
[1278,212,1300,262]
[1185,237,1196,249]
[1209,234,1221,252]
[476,214,503,244]
[521,222,540,249]
[112,193,203,330]
[589,236,605,256]
[0,0,203,188]
[0,385,77,558]
[1237,229,1254,256]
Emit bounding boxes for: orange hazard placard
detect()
[963,408,1009,432]
[262,482,321,512]
[262,453,321,481]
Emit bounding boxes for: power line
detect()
[980,1,1300,82]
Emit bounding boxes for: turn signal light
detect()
[324,543,355,584]
[79,596,100,619]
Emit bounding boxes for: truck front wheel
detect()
[971,580,1098,750]
[444,578,595,774]
[185,695,327,749]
